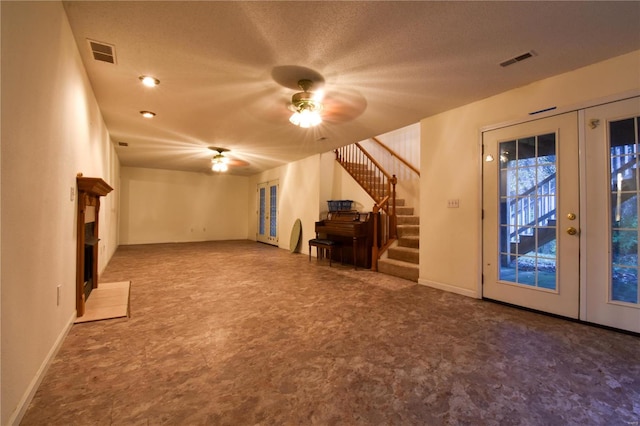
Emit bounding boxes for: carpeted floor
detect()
[21,240,640,425]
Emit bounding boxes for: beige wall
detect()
[419,50,640,297]
[1,2,120,424]
[119,167,249,244]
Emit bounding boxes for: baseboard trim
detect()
[8,310,76,426]
[418,279,479,299]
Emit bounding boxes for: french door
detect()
[257,180,278,245]
[483,112,580,318]
[583,97,640,333]
[483,97,640,333]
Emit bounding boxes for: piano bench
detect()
[308,239,342,267]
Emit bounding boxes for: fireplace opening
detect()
[83,221,97,301]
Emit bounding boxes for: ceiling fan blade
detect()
[271,65,325,90]
[321,89,367,123]
[227,158,250,167]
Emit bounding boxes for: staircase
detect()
[510,220,556,259]
[334,141,420,282]
[377,198,420,282]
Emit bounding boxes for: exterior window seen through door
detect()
[610,116,640,304]
[270,185,277,239]
[499,133,557,290]
[259,187,266,236]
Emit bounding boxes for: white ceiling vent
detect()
[500,50,536,68]
[87,39,117,64]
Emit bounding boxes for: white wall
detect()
[1,2,120,424]
[119,167,249,244]
[420,50,640,298]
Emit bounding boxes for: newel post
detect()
[372,203,381,271]
[390,174,398,239]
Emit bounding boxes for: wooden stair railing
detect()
[371,136,420,177]
[372,196,398,272]
[335,143,397,270]
[366,137,420,271]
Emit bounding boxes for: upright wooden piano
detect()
[314,211,375,269]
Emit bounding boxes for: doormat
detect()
[74,281,130,323]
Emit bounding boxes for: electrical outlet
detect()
[447,199,460,208]
[70,187,75,201]
[57,285,61,306]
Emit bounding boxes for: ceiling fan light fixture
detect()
[289,79,323,128]
[289,108,322,128]
[139,75,160,87]
[211,152,229,172]
[212,162,228,172]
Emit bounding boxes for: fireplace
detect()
[76,175,113,317]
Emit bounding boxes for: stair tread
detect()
[390,246,419,253]
[379,258,419,268]
[388,246,419,264]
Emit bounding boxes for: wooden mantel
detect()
[76,174,113,317]
[77,176,113,197]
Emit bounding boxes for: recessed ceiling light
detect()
[139,75,160,87]
[140,110,156,118]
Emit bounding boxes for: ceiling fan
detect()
[288,79,324,128]
[208,147,249,173]
[271,66,367,126]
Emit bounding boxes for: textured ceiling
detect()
[62,1,640,176]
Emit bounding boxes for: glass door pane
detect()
[499,133,557,291]
[269,184,277,240]
[259,187,266,237]
[609,116,640,304]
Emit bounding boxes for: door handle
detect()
[567,227,578,235]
